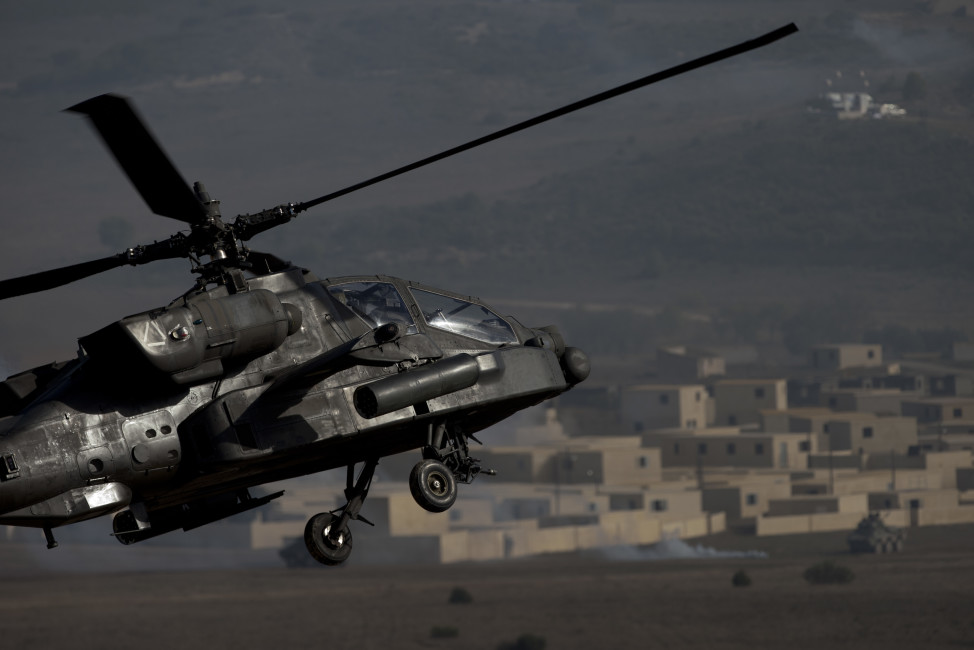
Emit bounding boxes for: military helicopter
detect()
[0,25,795,565]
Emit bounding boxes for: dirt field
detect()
[2,525,972,650]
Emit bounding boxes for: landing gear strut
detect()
[304,458,377,566]
[409,423,494,513]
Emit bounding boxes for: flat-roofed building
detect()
[476,447,558,483]
[865,450,972,488]
[480,436,661,486]
[544,446,662,487]
[621,384,708,432]
[713,378,786,426]
[820,388,910,415]
[928,374,974,397]
[811,343,882,370]
[823,413,918,454]
[702,480,792,523]
[954,342,974,362]
[918,421,974,452]
[763,407,831,431]
[656,346,725,383]
[868,488,960,511]
[903,397,974,423]
[556,386,623,437]
[766,493,868,516]
[838,372,926,394]
[642,430,811,470]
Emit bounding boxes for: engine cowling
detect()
[80,289,301,385]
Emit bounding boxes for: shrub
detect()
[498,634,547,650]
[731,569,752,587]
[448,586,473,604]
[430,626,459,639]
[803,561,855,585]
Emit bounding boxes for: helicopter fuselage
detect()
[0,266,586,541]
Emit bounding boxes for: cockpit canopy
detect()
[326,279,518,346]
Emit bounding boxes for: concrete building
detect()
[903,397,974,423]
[953,342,974,362]
[788,378,837,407]
[864,450,973,488]
[621,384,708,432]
[475,447,558,483]
[839,372,926,394]
[656,346,725,383]
[713,378,786,426]
[823,413,918,455]
[811,343,882,370]
[556,386,622,437]
[642,429,811,470]
[544,444,663,487]
[820,388,911,415]
[918,421,974,452]
[928,374,974,397]
[702,479,792,525]
[766,493,868,516]
[762,407,833,451]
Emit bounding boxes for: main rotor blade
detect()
[0,255,129,301]
[67,94,207,224]
[295,23,797,213]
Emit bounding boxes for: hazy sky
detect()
[0,1,967,372]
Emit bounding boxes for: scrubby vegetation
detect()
[804,561,856,585]
[732,569,752,587]
[431,626,460,639]
[498,634,547,650]
[448,586,474,604]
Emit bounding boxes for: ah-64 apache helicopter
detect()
[0,25,795,565]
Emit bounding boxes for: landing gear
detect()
[302,457,377,567]
[409,422,495,512]
[409,459,457,513]
[304,512,353,565]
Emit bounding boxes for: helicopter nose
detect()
[560,346,590,385]
[524,326,589,385]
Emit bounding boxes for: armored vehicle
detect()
[848,513,906,553]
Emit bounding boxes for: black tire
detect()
[409,459,457,513]
[304,512,353,566]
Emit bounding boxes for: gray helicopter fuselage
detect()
[0,266,581,532]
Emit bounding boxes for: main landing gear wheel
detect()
[304,512,353,566]
[409,459,458,513]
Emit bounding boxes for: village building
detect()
[811,343,883,370]
[820,388,911,415]
[655,345,725,383]
[902,397,974,423]
[555,386,623,437]
[641,429,812,470]
[821,413,918,455]
[620,384,709,432]
[713,378,786,426]
[928,374,974,397]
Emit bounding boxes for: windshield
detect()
[411,288,517,345]
[327,281,416,332]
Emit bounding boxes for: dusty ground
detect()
[2,525,973,650]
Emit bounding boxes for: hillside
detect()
[1,0,973,369]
